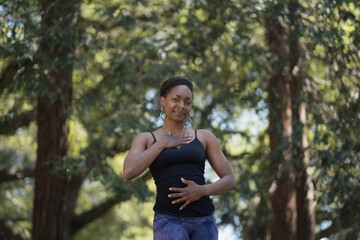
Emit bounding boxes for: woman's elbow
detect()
[123,168,134,181]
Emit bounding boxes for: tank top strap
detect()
[195,129,197,139]
[149,132,156,143]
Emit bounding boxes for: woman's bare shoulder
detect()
[134,131,153,139]
[131,132,154,146]
[134,130,161,149]
[196,129,218,149]
[197,129,216,138]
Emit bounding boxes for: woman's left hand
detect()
[168,178,205,210]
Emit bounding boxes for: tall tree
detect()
[266,2,297,238]
[288,2,315,240]
[1,0,359,239]
[32,0,81,239]
[265,1,315,239]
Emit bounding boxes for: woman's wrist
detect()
[155,139,167,150]
[201,184,210,197]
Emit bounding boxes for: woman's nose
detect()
[178,101,185,109]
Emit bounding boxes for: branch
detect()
[224,152,250,162]
[0,163,35,184]
[315,223,338,240]
[0,219,30,240]
[71,195,131,234]
[212,128,249,138]
[71,171,151,234]
[316,223,354,240]
[0,59,32,92]
[198,101,217,128]
[0,109,36,135]
[78,12,158,32]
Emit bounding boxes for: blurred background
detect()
[0,0,359,239]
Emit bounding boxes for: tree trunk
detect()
[293,102,315,240]
[32,0,81,239]
[266,2,297,240]
[267,71,297,240]
[266,1,315,239]
[287,2,316,240]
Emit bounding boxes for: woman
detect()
[123,76,236,240]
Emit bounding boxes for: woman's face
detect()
[161,85,193,122]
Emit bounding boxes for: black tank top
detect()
[149,130,215,217]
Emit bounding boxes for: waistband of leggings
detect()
[154,212,215,223]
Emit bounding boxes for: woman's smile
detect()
[173,111,185,116]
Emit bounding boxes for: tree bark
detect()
[32,0,81,239]
[266,2,297,240]
[287,2,315,240]
[266,1,315,240]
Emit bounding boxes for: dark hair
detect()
[160,76,194,97]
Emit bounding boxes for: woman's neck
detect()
[163,120,186,136]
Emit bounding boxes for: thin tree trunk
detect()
[33,59,73,240]
[287,1,316,239]
[293,102,315,240]
[32,0,81,239]
[267,74,297,240]
[266,1,315,239]
[266,3,297,240]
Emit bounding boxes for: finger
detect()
[168,193,183,198]
[169,187,184,192]
[179,135,192,139]
[184,135,192,140]
[181,178,192,185]
[171,197,186,204]
[180,201,190,210]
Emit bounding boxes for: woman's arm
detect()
[123,132,193,181]
[168,129,236,210]
[123,133,164,181]
[201,129,236,195]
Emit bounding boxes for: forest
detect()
[0,0,359,239]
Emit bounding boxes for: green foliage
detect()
[303,1,360,238]
[75,196,154,240]
[0,0,359,239]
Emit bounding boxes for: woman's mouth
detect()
[174,111,184,116]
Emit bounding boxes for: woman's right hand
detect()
[159,133,193,149]
[123,132,192,181]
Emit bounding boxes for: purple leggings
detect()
[153,212,218,240]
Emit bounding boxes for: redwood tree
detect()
[266,5,297,239]
[32,0,82,239]
[265,1,315,239]
[288,2,315,240]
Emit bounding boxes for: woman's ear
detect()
[160,96,165,107]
